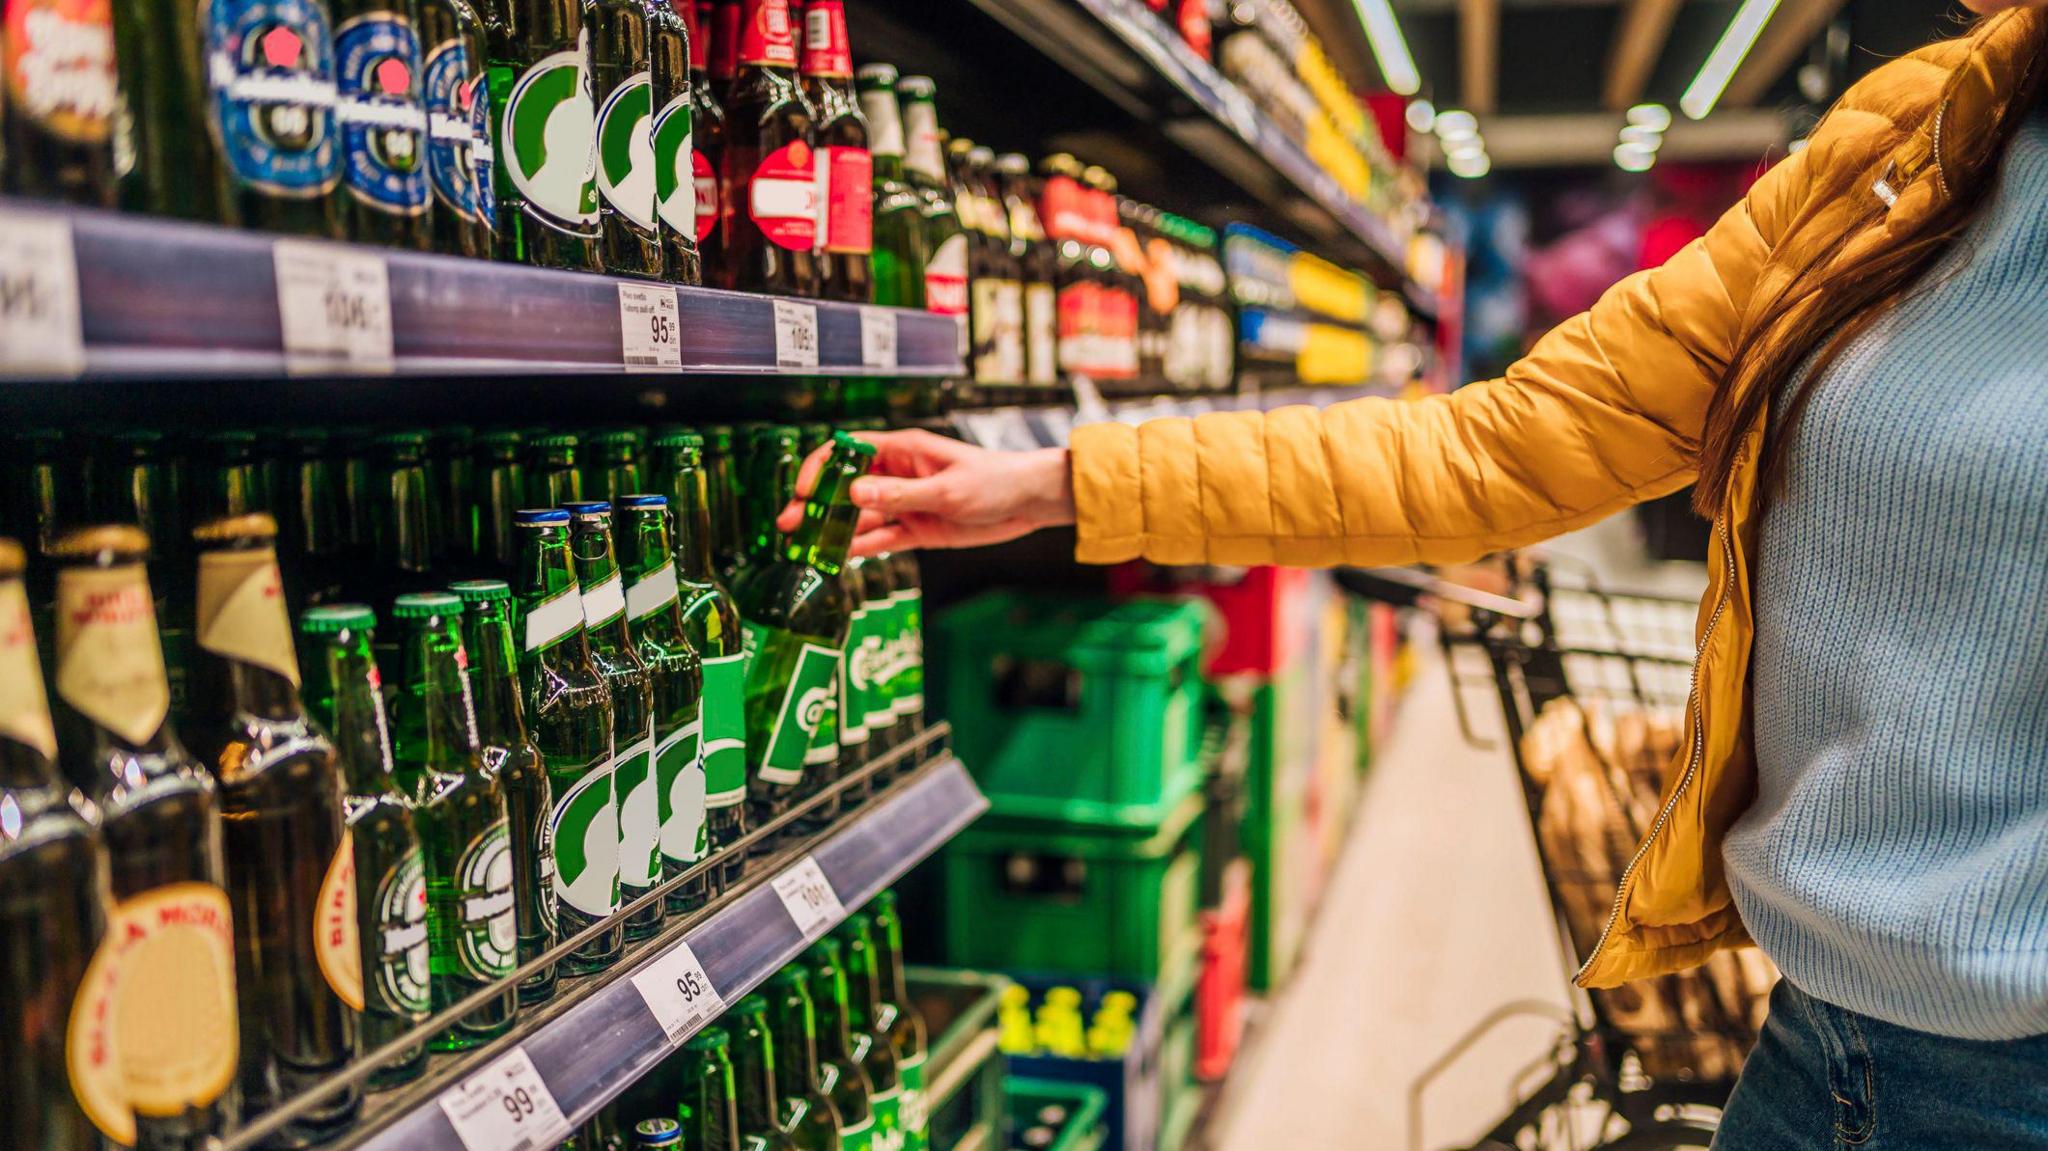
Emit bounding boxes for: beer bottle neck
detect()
[396,619,481,777]
[379,455,435,578]
[0,576,60,791]
[51,559,179,759]
[733,0,796,74]
[841,937,880,1031]
[874,911,910,1004]
[768,992,823,1099]
[570,525,630,649]
[786,461,859,577]
[902,98,945,186]
[195,545,306,722]
[515,527,587,667]
[669,465,720,582]
[798,0,850,80]
[730,1015,781,1130]
[311,634,398,795]
[460,609,529,746]
[710,0,740,82]
[706,450,744,570]
[813,962,856,1061]
[858,87,904,160]
[478,459,525,573]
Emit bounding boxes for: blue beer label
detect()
[421,35,476,220]
[467,72,496,231]
[335,12,429,213]
[206,0,342,194]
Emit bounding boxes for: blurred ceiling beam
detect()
[1425,108,1786,166]
[1722,0,1851,106]
[1460,0,1500,111]
[1602,0,1683,110]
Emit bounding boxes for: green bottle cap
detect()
[300,604,377,635]
[652,429,704,450]
[449,579,513,604]
[683,1026,730,1052]
[375,429,430,448]
[768,965,810,990]
[530,433,579,449]
[736,994,769,1015]
[832,431,878,458]
[391,592,463,620]
[477,429,524,448]
[590,429,639,448]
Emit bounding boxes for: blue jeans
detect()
[1713,979,2048,1149]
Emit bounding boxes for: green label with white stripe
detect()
[702,652,747,806]
[656,717,706,865]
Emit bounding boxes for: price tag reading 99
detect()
[630,941,727,1046]
[771,856,846,941]
[437,1047,570,1151]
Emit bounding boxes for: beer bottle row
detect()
[0,426,926,1148]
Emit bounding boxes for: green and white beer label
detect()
[456,820,518,979]
[897,1051,928,1151]
[839,601,873,746]
[595,70,655,230]
[889,588,925,718]
[625,561,679,622]
[839,1113,876,1151]
[656,717,706,865]
[522,586,584,653]
[651,91,693,238]
[870,1085,905,1151]
[581,572,626,629]
[614,726,660,889]
[504,44,599,228]
[372,846,431,1015]
[746,621,841,786]
[548,751,621,917]
[701,651,747,806]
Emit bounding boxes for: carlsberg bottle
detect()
[735,434,873,837]
[511,508,623,973]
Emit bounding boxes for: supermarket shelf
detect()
[962,0,1432,315]
[0,197,966,381]
[222,730,985,1151]
[949,383,1385,449]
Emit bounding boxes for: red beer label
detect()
[736,0,796,68]
[798,0,850,78]
[924,232,968,316]
[3,0,117,143]
[823,145,872,254]
[748,139,818,249]
[684,0,708,70]
[692,149,719,241]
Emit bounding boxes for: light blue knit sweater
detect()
[1728,105,2048,1041]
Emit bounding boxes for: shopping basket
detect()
[1336,559,1774,1151]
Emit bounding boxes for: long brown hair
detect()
[1691,12,2048,518]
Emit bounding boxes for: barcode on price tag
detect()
[0,213,85,378]
[771,856,845,940]
[631,941,727,1045]
[773,299,819,369]
[618,283,683,370]
[437,1047,570,1151]
[859,308,897,369]
[273,240,394,375]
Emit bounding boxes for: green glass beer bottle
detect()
[386,593,519,1050]
[869,890,928,1151]
[834,551,893,803]
[420,0,494,257]
[364,431,442,607]
[679,1026,744,1151]
[742,426,801,570]
[701,425,747,583]
[834,917,903,1151]
[185,514,359,1140]
[48,526,240,1148]
[650,0,703,285]
[430,425,477,570]
[0,539,121,1151]
[764,967,854,1151]
[615,495,709,909]
[528,433,586,509]
[717,0,817,295]
[472,431,528,577]
[277,428,348,612]
[585,430,647,509]
[730,994,802,1150]
[451,579,559,1004]
[110,0,227,221]
[299,604,433,1088]
[806,938,883,1151]
[511,509,623,973]
[895,77,964,329]
[878,551,923,773]
[334,0,433,248]
[567,502,662,939]
[736,434,870,834]
[206,0,348,236]
[485,0,603,270]
[590,0,663,277]
[650,432,747,890]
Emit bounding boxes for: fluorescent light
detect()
[1614,143,1656,172]
[1681,0,1781,120]
[1626,103,1673,132]
[1447,151,1491,179]
[1435,109,1478,140]
[1444,135,1486,159]
[1352,0,1422,95]
[1619,125,1663,150]
[1405,99,1436,134]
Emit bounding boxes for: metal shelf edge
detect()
[351,757,987,1151]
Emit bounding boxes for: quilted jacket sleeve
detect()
[1070,146,1819,569]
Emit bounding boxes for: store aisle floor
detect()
[1205,521,1708,1151]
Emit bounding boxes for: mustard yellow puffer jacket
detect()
[1069,11,2045,988]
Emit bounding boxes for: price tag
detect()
[0,213,85,378]
[273,240,393,374]
[773,299,819,370]
[618,283,683,370]
[771,856,844,941]
[859,308,898,370]
[437,1047,570,1151]
[631,941,727,1045]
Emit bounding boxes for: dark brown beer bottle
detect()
[798,0,869,303]
[717,0,817,295]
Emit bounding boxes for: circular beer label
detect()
[456,821,517,978]
[549,757,622,919]
[371,847,431,1014]
[422,35,479,220]
[504,46,599,227]
[335,11,429,214]
[98,882,240,1121]
[651,91,693,238]
[747,139,818,251]
[315,831,365,1010]
[3,0,117,143]
[596,71,656,230]
[66,930,130,1145]
[691,148,718,242]
[207,0,342,195]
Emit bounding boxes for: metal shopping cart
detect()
[1336,560,1773,1151]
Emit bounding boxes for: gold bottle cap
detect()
[0,538,22,578]
[48,524,151,560]
[191,512,279,544]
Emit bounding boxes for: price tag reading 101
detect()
[437,1047,570,1151]
[771,856,846,941]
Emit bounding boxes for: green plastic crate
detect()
[936,593,1209,828]
[943,792,1206,982]
[908,967,1012,1151]
[1242,665,1315,990]
[1005,1078,1110,1151]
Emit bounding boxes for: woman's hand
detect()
[776,429,1076,556]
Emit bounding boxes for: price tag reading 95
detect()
[618,283,683,370]
[859,307,898,370]
[631,940,727,1046]
[0,213,85,378]
[772,855,845,941]
[273,240,394,375]
[773,299,819,370]
[437,1047,570,1151]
